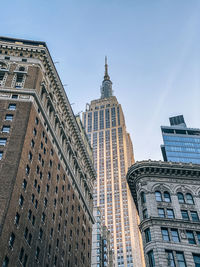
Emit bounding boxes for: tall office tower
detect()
[127,160,200,267]
[83,59,145,267]
[161,115,200,164]
[0,37,96,267]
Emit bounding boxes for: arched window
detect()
[141,192,146,204]
[177,192,185,204]
[186,193,194,205]
[155,191,162,202]
[19,66,25,72]
[164,191,171,202]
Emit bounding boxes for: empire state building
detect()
[83,58,144,267]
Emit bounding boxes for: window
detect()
[14,212,20,225]
[171,229,180,243]
[161,228,170,241]
[141,192,146,204]
[26,165,30,175]
[5,114,13,121]
[2,256,9,267]
[28,152,32,161]
[19,195,24,207]
[31,139,35,148]
[197,232,200,244]
[0,138,7,146]
[2,126,10,133]
[181,210,189,220]
[164,191,171,202]
[155,191,162,202]
[144,228,151,243]
[176,252,186,267]
[186,193,194,205]
[193,254,200,267]
[28,233,32,245]
[167,209,174,219]
[8,104,16,110]
[191,211,199,222]
[22,179,27,190]
[23,254,28,267]
[9,232,15,248]
[148,250,155,267]
[143,209,148,219]
[158,208,165,218]
[35,247,40,260]
[166,250,175,267]
[0,151,3,160]
[186,231,196,244]
[19,247,24,262]
[12,94,18,99]
[177,192,185,204]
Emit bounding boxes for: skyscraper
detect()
[0,37,95,267]
[161,115,200,164]
[83,58,145,267]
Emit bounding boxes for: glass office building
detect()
[161,115,200,164]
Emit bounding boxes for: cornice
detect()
[127,160,200,208]
[0,38,96,181]
[139,216,200,231]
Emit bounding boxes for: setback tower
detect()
[83,58,144,267]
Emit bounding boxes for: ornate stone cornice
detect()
[0,37,96,181]
[127,160,200,208]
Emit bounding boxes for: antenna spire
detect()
[104,56,110,80]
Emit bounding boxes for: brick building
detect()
[127,160,200,267]
[0,37,96,267]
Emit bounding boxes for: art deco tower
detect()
[83,58,144,267]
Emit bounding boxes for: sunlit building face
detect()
[83,59,145,267]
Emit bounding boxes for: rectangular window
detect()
[143,209,148,219]
[117,106,120,126]
[148,250,155,267]
[158,208,165,218]
[176,252,186,267]
[197,232,200,244]
[193,254,200,267]
[8,104,16,110]
[171,229,180,243]
[191,211,199,222]
[0,72,5,81]
[186,231,196,244]
[181,210,189,220]
[167,209,174,219]
[144,228,151,243]
[2,126,10,133]
[161,228,170,241]
[5,114,13,121]
[166,250,175,267]
[0,138,7,146]
[0,151,3,160]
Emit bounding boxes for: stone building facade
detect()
[0,37,96,267]
[127,160,200,267]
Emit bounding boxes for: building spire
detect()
[101,56,113,99]
[104,56,110,80]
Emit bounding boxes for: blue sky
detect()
[2,0,200,160]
